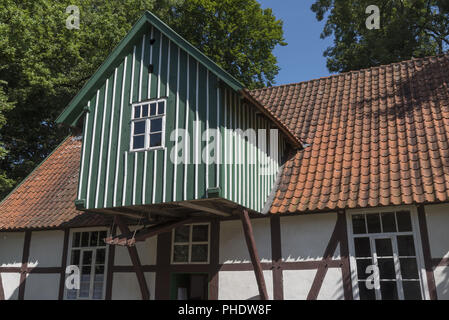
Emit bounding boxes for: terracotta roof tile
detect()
[250,53,449,214]
[0,136,109,230]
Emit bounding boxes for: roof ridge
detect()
[252,52,449,92]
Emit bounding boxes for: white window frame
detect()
[130,98,166,152]
[64,227,110,300]
[171,223,210,265]
[346,206,430,300]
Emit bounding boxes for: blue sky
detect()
[258,0,333,85]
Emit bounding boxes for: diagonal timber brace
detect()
[240,209,269,300]
[105,218,192,246]
[114,216,150,300]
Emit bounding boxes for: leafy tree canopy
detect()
[311,0,449,72]
[0,0,285,199]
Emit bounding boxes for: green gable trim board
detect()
[56,11,244,127]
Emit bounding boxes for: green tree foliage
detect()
[311,0,449,72]
[0,0,285,199]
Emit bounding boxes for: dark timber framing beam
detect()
[178,202,231,217]
[240,209,269,300]
[105,218,192,246]
[115,216,150,300]
[18,230,32,300]
[0,271,4,300]
[307,212,344,300]
[417,205,438,300]
[58,229,70,300]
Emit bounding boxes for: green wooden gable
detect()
[58,11,295,213]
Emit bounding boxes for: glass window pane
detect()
[403,281,422,300]
[99,231,107,245]
[96,248,106,264]
[191,244,208,262]
[134,106,141,118]
[400,258,419,279]
[95,265,105,275]
[158,101,165,114]
[142,104,148,117]
[375,238,393,257]
[66,289,77,300]
[192,225,209,242]
[82,251,93,265]
[133,135,145,149]
[358,281,376,300]
[71,249,80,265]
[174,226,190,242]
[173,245,189,263]
[150,118,162,132]
[378,258,396,279]
[354,237,371,257]
[150,103,157,116]
[70,250,80,265]
[396,211,412,232]
[92,282,103,300]
[352,214,366,234]
[149,133,162,147]
[366,213,381,233]
[134,121,146,135]
[81,232,90,247]
[381,212,396,232]
[73,232,81,247]
[397,235,416,256]
[356,258,373,280]
[380,281,398,300]
[90,232,98,247]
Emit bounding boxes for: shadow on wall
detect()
[435,266,449,299]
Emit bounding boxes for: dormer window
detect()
[130,99,166,151]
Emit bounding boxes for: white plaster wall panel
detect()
[280,213,339,262]
[24,274,59,300]
[423,204,449,259]
[1,273,21,300]
[111,273,141,299]
[283,270,316,300]
[218,270,273,300]
[0,232,24,267]
[28,230,64,268]
[114,226,157,266]
[434,266,449,300]
[111,272,155,300]
[145,272,156,300]
[219,219,272,264]
[316,268,344,300]
[137,237,157,265]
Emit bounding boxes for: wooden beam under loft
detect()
[177,201,232,217]
[104,217,192,246]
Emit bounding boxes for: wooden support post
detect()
[115,216,150,300]
[58,229,70,300]
[240,209,269,300]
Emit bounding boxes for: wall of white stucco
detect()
[280,212,339,262]
[219,218,272,264]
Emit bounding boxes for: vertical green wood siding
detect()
[77,23,287,212]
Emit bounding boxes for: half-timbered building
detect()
[0,11,448,300]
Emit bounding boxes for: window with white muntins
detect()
[130,99,166,151]
[66,230,108,300]
[171,223,210,264]
[347,208,427,300]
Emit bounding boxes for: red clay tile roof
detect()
[250,54,449,214]
[0,136,109,230]
[2,54,449,227]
